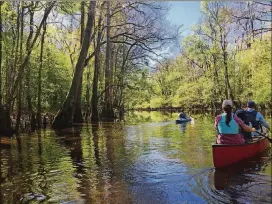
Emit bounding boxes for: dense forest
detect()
[133,1,272,111]
[0,1,271,134]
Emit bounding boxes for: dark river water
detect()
[0,111,271,203]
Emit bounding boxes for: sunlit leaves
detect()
[236,36,271,103]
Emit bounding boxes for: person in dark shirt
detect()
[246,100,271,136]
[179,109,187,119]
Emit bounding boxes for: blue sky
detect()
[159,1,201,56]
[167,1,201,37]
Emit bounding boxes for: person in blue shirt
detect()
[246,100,271,136]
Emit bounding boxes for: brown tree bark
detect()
[25,2,36,131]
[73,1,85,124]
[13,4,20,104]
[36,22,46,128]
[0,2,2,106]
[0,105,13,136]
[7,2,54,105]
[271,1,272,114]
[220,30,234,101]
[73,75,84,123]
[91,5,103,122]
[80,1,85,45]
[15,4,24,133]
[52,1,97,128]
[0,2,54,134]
[103,1,115,121]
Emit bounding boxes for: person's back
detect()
[179,110,187,119]
[217,113,239,134]
[246,101,270,136]
[215,100,256,145]
[235,109,252,140]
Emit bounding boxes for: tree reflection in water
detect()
[0,111,270,203]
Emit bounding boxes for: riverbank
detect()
[132,101,272,113]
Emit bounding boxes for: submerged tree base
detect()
[0,105,14,137]
[52,105,74,129]
[101,107,116,122]
[73,107,84,123]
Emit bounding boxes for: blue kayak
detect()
[176,118,191,123]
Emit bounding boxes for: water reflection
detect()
[212,149,272,203]
[0,111,271,203]
[179,122,188,133]
[125,111,176,124]
[213,149,271,191]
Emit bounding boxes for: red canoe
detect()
[212,136,270,168]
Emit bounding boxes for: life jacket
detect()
[235,109,249,123]
[217,113,239,134]
[235,109,252,139]
[246,110,261,129]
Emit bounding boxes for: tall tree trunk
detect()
[15,4,24,133]
[270,1,272,114]
[91,9,103,122]
[118,42,134,112]
[73,1,85,124]
[0,2,13,136]
[73,75,84,123]
[110,46,115,104]
[13,4,20,107]
[52,1,96,129]
[5,32,14,104]
[223,50,231,99]
[83,1,90,122]
[212,54,219,105]
[210,26,219,107]
[7,2,54,105]
[0,1,2,106]
[37,22,46,128]
[80,1,85,45]
[103,1,114,121]
[85,66,91,121]
[220,30,234,101]
[26,2,36,130]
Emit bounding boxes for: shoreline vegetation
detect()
[1,106,272,136]
[0,1,271,136]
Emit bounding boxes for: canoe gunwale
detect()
[212,136,267,147]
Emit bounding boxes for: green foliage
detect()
[1,0,270,122]
[125,1,272,109]
[127,28,271,109]
[236,36,271,104]
[150,97,164,108]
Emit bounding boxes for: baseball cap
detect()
[222,100,233,108]
[247,100,256,108]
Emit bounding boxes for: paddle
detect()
[256,131,272,143]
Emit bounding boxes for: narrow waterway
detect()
[0,111,271,203]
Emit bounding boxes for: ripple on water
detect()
[0,115,271,203]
